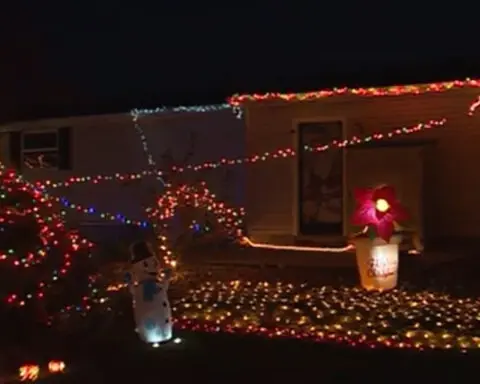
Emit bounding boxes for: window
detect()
[22,131,59,169]
[9,127,72,170]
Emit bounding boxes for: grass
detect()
[15,327,480,383]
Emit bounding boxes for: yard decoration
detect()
[19,364,40,381]
[47,360,66,374]
[126,241,173,345]
[0,167,95,311]
[350,185,409,291]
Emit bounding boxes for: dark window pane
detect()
[23,150,58,169]
[23,132,58,150]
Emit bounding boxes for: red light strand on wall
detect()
[33,119,447,190]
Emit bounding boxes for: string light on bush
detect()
[0,166,94,308]
[34,118,447,190]
[146,182,245,266]
[0,170,93,268]
[229,78,480,105]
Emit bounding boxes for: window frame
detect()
[21,129,60,170]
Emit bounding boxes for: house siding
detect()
[244,88,480,243]
[0,109,245,243]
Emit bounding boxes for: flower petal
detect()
[352,200,377,226]
[373,185,396,203]
[354,188,373,204]
[375,209,388,221]
[377,218,394,242]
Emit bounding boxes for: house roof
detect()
[130,103,231,117]
[228,78,480,106]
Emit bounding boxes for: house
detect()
[0,104,245,244]
[229,79,480,249]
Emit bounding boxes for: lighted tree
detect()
[0,168,96,327]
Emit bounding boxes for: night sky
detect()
[1,3,478,120]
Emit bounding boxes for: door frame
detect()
[292,117,348,237]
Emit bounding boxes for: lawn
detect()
[5,256,480,383]
[11,328,480,383]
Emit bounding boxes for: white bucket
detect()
[353,235,402,291]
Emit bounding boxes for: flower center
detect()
[375,199,390,212]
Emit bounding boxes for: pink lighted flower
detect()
[351,185,409,242]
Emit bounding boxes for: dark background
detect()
[1,3,478,121]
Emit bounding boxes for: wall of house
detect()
[0,109,245,244]
[244,88,480,244]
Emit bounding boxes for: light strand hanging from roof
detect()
[228,78,480,105]
[130,103,242,119]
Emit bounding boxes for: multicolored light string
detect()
[0,168,94,308]
[55,195,149,227]
[0,169,93,268]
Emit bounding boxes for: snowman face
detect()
[133,256,159,281]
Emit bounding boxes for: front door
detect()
[297,121,345,236]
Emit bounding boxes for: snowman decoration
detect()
[126,241,173,344]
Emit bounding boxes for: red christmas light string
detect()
[228,78,480,105]
[146,182,245,266]
[33,118,447,190]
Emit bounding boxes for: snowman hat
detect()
[129,241,155,264]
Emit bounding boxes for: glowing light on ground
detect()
[241,237,354,253]
[172,280,480,351]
